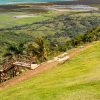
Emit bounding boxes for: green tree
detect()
[4,43,25,62]
[28,38,47,62]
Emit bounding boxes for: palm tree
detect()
[28,38,47,62]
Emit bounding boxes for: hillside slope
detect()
[0,41,100,100]
[0,13,100,61]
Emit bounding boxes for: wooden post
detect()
[0,71,2,83]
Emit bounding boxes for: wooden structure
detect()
[0,56,38,83]
[0,61,20,83]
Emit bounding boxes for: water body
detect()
[0,0,74,5]
[52,5,99,11]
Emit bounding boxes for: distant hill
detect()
[56,0,100,5]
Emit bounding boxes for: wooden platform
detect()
[13,62,40,70]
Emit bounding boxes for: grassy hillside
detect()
[0,41,100,100]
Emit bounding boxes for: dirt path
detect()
[0,61,58,89]
[0,43,93,90]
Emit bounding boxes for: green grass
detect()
[0,12,48,28]
[1,9,99,28]
[0,10,64,28]
[0,41,100,100]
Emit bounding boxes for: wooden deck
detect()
[13,62,40,69]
